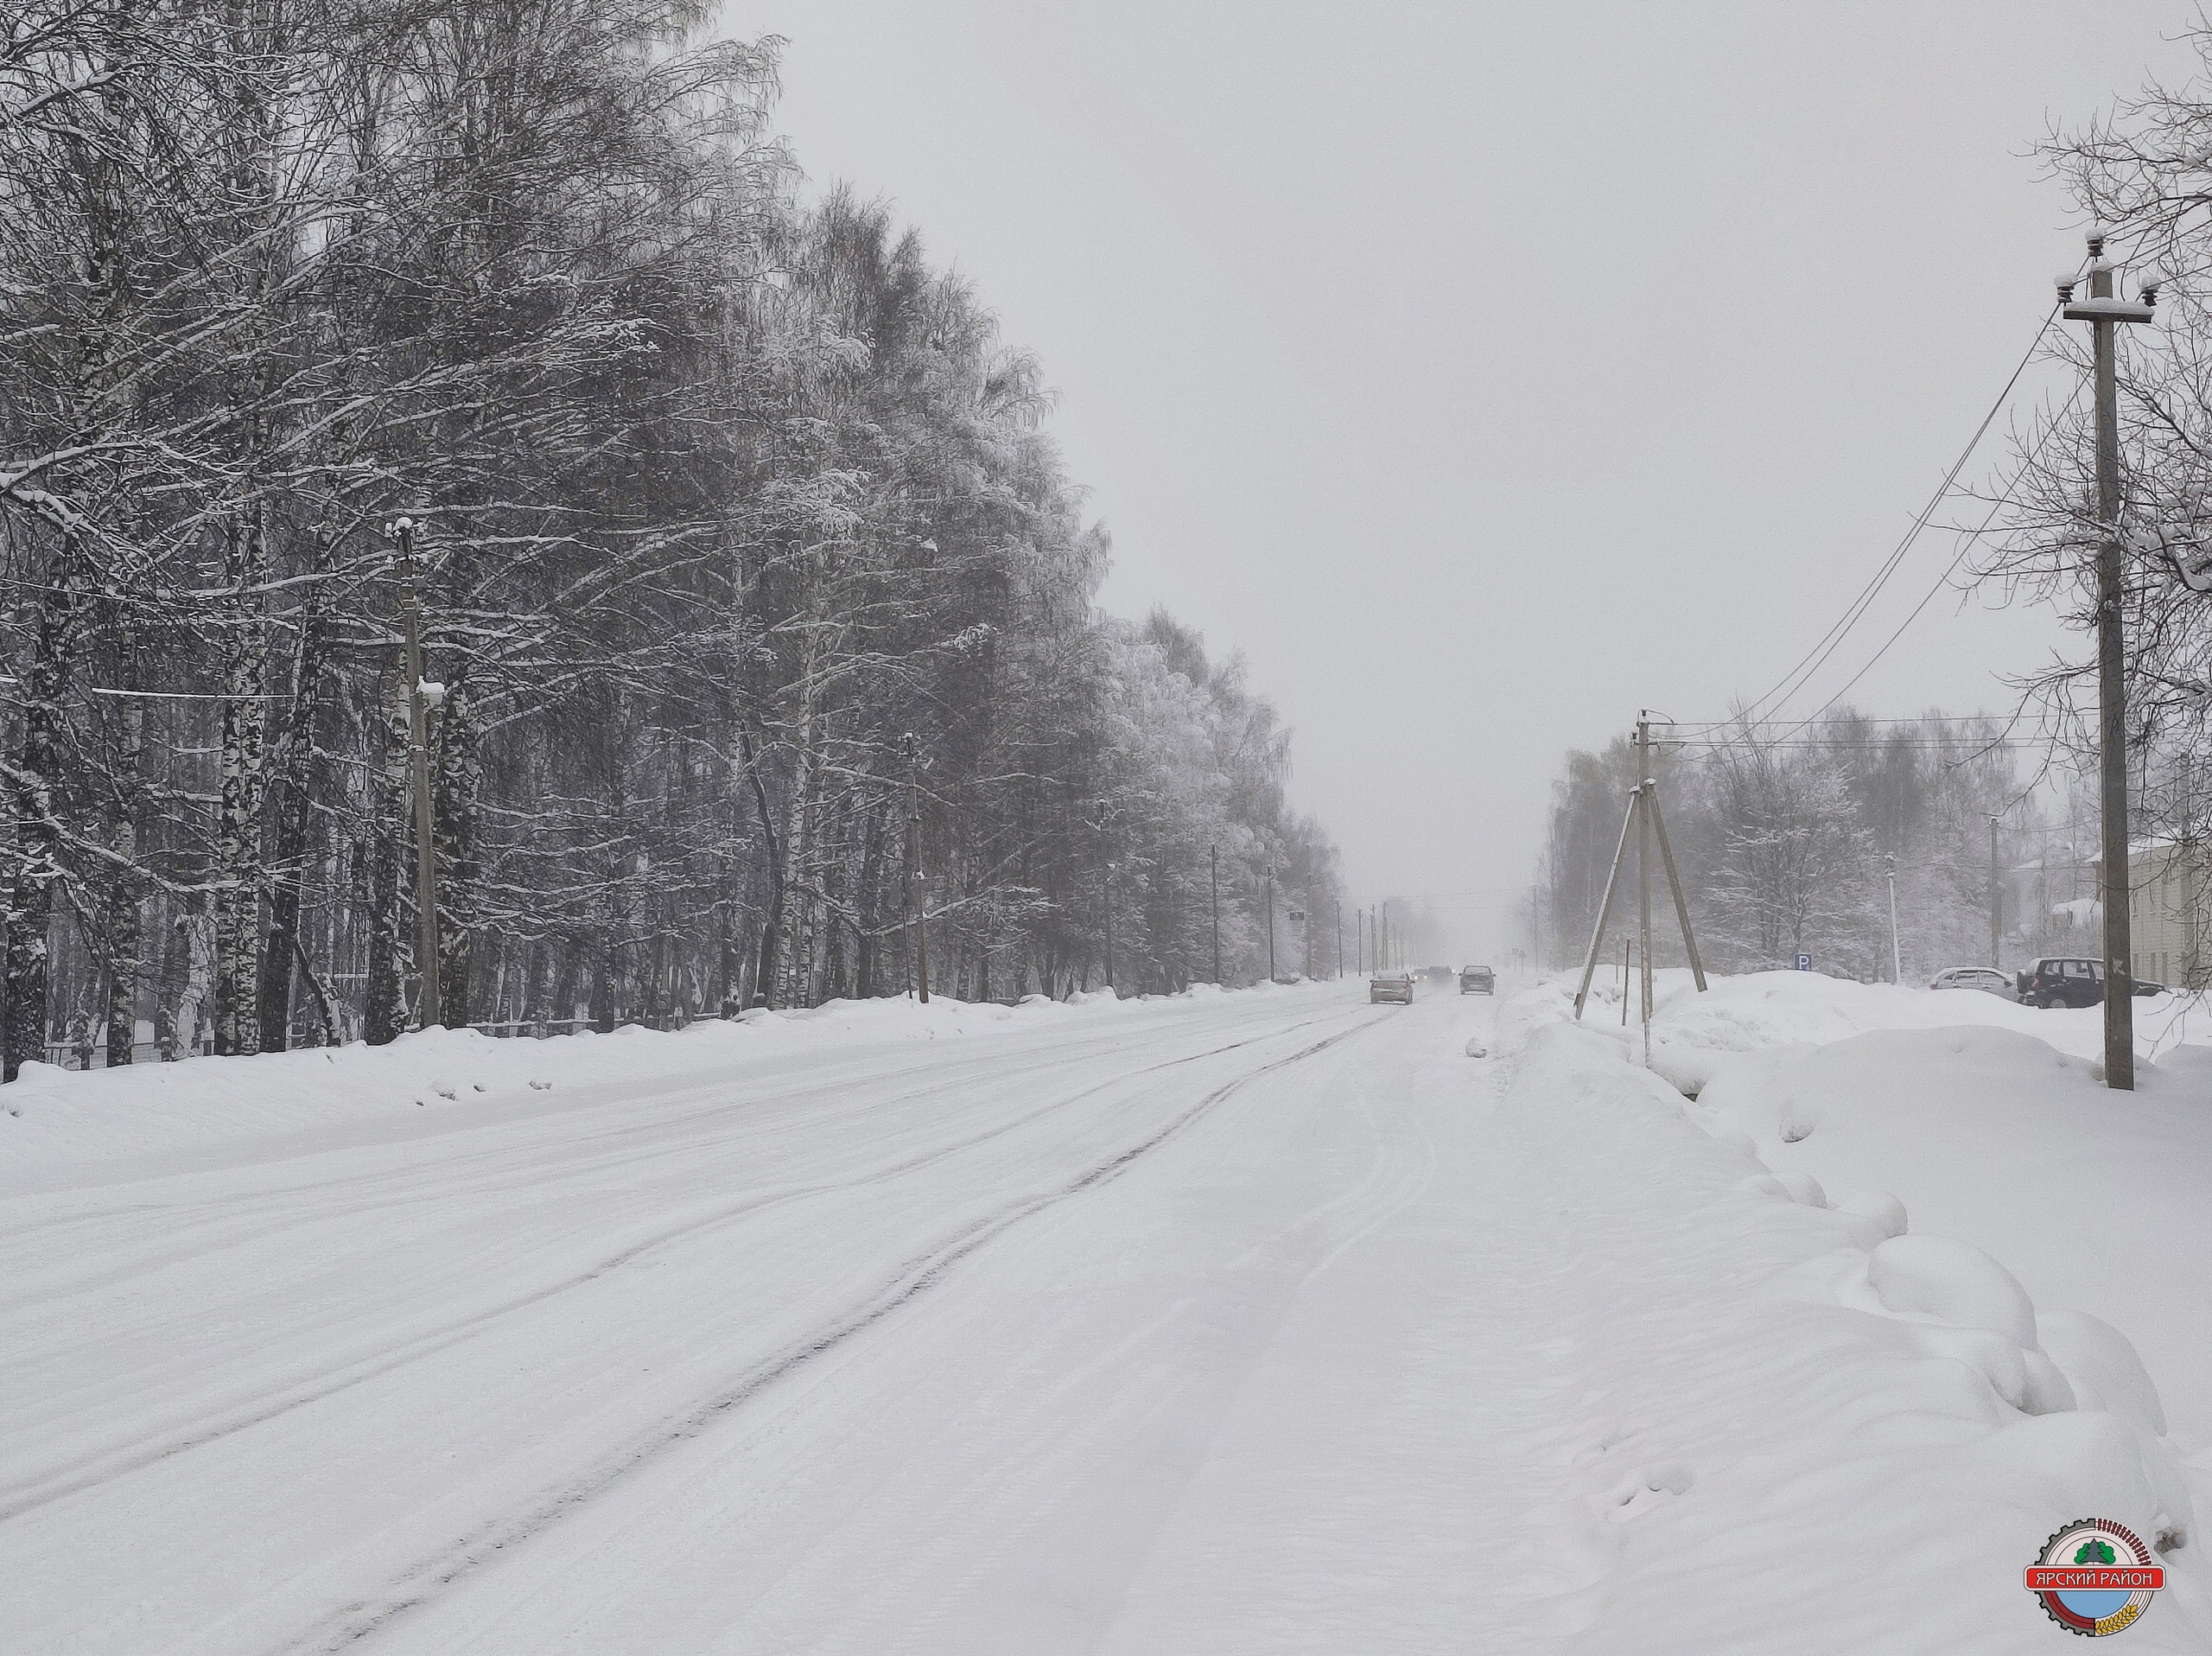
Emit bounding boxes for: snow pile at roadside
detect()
[0,980,1313,1178]
[1694,1023,2212,1458]
[1502,966,2211,1096]
[1504,1021,2206,1651]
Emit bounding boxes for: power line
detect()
[1728,301,2063,726]
[1666,382,2081,755]
[1662,715,2026,729]
[1783,383,2083,731]
[0,674,291,703]
[1716,219,2168,741]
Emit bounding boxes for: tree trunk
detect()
[855,808,887,997]
[258,532,330,1051]
[214,511,270,1056]
[433,678,483,1027]
[175,900,214,1057]
[550,942,581,1029]
[99,677,147,1067]
[3,532,87,1081]
[739,727,785,1009]
[363,674,410,1044]
[156,896,187,1060]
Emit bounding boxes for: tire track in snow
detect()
[0,1005,1371,1525]
[276,1011,1394,1655]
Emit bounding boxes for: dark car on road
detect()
[1370,971,1415,1005]
[1459,965,1495,995]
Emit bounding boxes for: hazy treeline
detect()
[0,1,1338,1077]
[1535,713,2081,982]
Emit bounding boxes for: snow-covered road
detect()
[13,979,2204,1653]
[9,983,1569,1654]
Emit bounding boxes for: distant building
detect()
[2113,841,2210,990]
[2048,895,2099,933]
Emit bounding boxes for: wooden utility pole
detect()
[914,875,932,1003]
[1210,844,1222,984]
[1989,813,2002,970]
[2061,231,2157,1089]
[1648,782,1707,990]
[1266,863,1276,981]
[1886,854,1903,985]
[392,519,442,1031]
[1577,717,1709,1025]
[1333,899,1342,979]
[1098,799,1114,990]
[1636,717,1656,1064]
[1573,792,1637,1019]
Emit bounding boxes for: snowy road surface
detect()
[8,984,1567,1653]
[9,980,2203,1653]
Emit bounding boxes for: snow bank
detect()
[1696,1022,2212,1458]
[1504,965,2212,1096]
[1500,971,2212,1468]
[1502,1022,2206,1651]
[0,980,1318,1186]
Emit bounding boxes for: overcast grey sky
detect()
[715,0,2202,955]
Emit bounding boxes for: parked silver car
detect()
[1928,965,2020,1002]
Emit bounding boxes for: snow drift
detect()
[1500,1018,2205,1652]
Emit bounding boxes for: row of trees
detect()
[1535,714,2073,984]
[0,1,1339,1078]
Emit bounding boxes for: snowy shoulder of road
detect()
[1508,962,2212,1097]
[1491,1012,2205,1652]
[1503,966,2209,1634]
[1512,970,2211,1451]
[0,981,1269,1189]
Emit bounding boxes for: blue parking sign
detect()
[1794,953,1813,971]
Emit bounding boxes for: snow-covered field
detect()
[5,973,2203,1651]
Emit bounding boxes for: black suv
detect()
[1459,965,1495,995]
[2016,957,2105,1009]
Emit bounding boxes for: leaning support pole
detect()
[1573,787,1641,1019]
[1637,727,1655,1063]
[1646,786,1708,991]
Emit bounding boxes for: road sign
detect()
[1794,953,1813,971]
